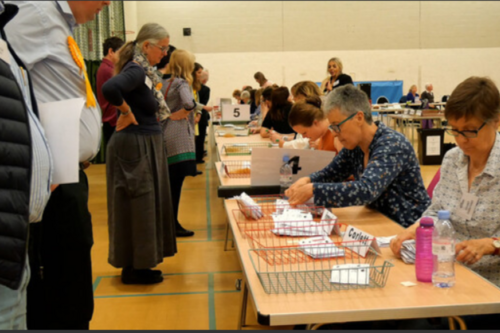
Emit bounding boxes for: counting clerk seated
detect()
[390,77,500,329]
[260,87,296,139]
[285,85,431,228]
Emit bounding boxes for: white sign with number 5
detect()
[222,104,250,122]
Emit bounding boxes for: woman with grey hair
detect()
[285,84,430,227]
[103,23,177,284]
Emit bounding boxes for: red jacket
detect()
[96,58,117,126]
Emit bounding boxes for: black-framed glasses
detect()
[444,122,486,138]
[150,43,169,53]
[329,113,356,133]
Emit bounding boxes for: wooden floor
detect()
[87,144,440,330]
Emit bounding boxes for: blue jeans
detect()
[0,258,30,330]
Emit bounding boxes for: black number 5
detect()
[233,108,240,117]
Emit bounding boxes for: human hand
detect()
[116,112,139,131]
[390,230,416,258]
[50,184,59,192]
[205,106,213,112]
[250,127,260,134]
[456,238,495,265]
[309,139,319,149]
[286,177,311,195]
[326,80,333,92]
[169,110,190,121]
[195,113,202,123]
[270,131,281,144]
[286,183,314,205]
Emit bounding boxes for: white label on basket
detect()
[342,225,380,257]
[330,264,370,285]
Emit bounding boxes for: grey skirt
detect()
[106,131,177,269]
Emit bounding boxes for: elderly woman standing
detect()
[162,50,204,237]
[102,23,177,284]
[320,57,353,95]
[285,84,430,227]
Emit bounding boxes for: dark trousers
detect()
[168,163,187,228]
[103,121,115,149]
[195,111,208,162]
[27,169,94,330]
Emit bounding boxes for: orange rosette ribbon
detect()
[155,82,163,91]
[68,36,96,108]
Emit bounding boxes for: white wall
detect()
[124,1,500,103]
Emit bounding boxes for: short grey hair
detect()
[241,91,251,99]
[323,85,373,124]
[136,23,169,48]
[425,82,432,89]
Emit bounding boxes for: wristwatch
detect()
[492,238,500,255]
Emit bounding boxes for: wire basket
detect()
[216,126,250,137]
[222,142,273,156]
[233,203,326,236]
[220,161,251,178]
[249,244,394,294]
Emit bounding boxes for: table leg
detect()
[237,280,249,330]
[224,216,235,251]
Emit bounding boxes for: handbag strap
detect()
[164,78,174,99]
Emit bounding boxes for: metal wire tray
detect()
[249,244,394,294]
[220,161,251,178]
[222,142,273,156]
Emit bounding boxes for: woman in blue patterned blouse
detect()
[285,84,431,227]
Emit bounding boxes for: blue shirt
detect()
[1,2,53,223]
[4,1,102,162]
[310,122,431,227]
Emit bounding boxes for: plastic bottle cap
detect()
[420,217,434,227]
[438,210,450,220]
[282,155,290,162]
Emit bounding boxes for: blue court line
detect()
[208,273,216,330]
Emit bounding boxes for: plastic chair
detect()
[399,96,407,103]
[377,96,389,104]
[442,95,450,103]
[427,168,441,199]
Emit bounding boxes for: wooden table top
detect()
[224,199,500,326]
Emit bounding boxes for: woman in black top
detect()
[320,57,353,94]
[260,87,296,138]
[102,23,178,285]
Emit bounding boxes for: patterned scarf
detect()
[133,48,170,121]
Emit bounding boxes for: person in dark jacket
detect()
[0,1,52,329]
[5,1,110,329]
[320,57,353,94]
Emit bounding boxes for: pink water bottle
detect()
[415,217,434,282]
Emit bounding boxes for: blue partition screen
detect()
[354,80,403,103]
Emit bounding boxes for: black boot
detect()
[121,266,163,285]
[176,222,195,237]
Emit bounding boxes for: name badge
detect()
[145,76,153,90]
[456,193,478,221]
[0,39,11,65]
[333,80,340,87]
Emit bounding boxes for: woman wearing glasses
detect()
[391,78,500,316]
[103,23,177,284]
[285,84,430,227]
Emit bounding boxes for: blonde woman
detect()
[320,57,353,94]
[291,80,323,103]
[103,23,176,285]
[161,50,204,237]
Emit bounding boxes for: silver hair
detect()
[323,85,373,124]
[241,91,251,99]
[425,82,432,89]
[136,23,169,48]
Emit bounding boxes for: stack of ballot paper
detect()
[400,240,416,264]
[330,263,370,285]
[376,235,396,248]
[234,192,263,220]
[298,236,345,259]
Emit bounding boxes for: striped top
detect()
[8,47,53,223]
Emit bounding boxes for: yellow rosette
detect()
[68,36,96,108]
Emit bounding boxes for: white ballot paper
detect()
[330,263,370,285]
[38,98,84,184]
